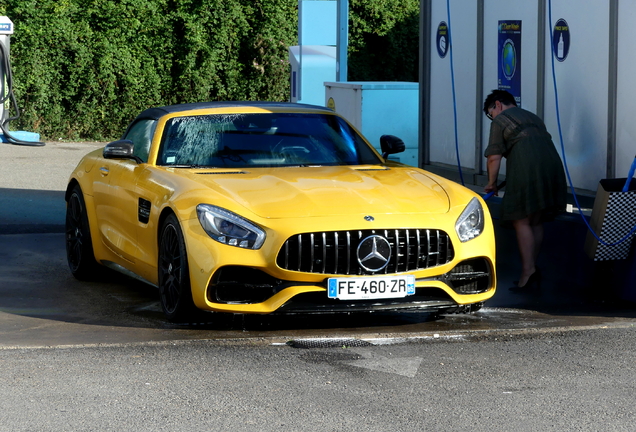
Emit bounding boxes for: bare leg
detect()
[531,223,544,262]
[512,217,538,286]
[528,211,545,264]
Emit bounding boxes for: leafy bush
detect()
[348,0,419,82]
[5,0,296,140]
[4,0,417,141]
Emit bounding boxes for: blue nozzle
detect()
[622,156,636,192]
[483,181,506,200]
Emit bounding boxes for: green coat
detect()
[485,106,567,222]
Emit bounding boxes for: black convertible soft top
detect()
[133,101,332,122]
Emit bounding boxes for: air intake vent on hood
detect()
[197,171,248,175]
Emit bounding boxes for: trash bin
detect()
[584,178,636,261]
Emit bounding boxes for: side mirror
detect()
[380,135,406,159]
[103,139,141,163]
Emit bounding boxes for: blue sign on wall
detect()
[498,20,522,106]
[552,18,570,62]
[436,22,449,58]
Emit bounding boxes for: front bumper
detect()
[200,256,494,314]
[182,207,497,315]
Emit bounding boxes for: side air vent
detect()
[138,198,151,224]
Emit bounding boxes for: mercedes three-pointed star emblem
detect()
[357,235,391,272]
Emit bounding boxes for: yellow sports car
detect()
[65,102,496,322]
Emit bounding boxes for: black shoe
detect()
[512,267,541,286]
[509,270,541,292]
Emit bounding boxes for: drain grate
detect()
[287,338,374,349]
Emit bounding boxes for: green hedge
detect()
[349,0,419,82]
[3,0,417,141]
[4,0,296,140]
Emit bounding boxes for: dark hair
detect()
[483,90,517,114]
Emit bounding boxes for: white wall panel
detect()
[616,1,636,179]
[424,0,623,193]
[429,0,478,170]
[543,0,609,192]
[481,1,539,175]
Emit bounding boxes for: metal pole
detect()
[336,0,348,82]
[474,0,484,176]
[298,1,303,101]
[607,0,618,179]
[419,0,431,166]
[536,0,546,120]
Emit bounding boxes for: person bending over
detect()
[483,90,567,291]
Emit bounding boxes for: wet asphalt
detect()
[1,141,635,349]
[4,140,636,431]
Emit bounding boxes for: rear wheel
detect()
[158,213,198,322]
[65,184,100,280]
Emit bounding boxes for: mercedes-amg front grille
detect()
[276,229,454,275]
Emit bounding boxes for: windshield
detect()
[157,112,381,168]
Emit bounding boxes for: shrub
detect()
[5,0,297,140]
[4,0,417,140]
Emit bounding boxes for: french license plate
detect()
[327,275,416,300]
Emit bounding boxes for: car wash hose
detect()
[622,156,636,192]
[0,40,44,146]
[548,0,635,246]
[446,0,464,186]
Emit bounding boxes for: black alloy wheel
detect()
[158,213,198,322]
[65,184,99,280]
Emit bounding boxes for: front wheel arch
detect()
[157,212,199,322]
[156,207,178,252]
[65,182,100,280]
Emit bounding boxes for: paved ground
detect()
[2,140,636,431]
[2,326,636,432]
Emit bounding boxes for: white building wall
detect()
[616,1,636,180]
[429,0,478,170]
[481,1,539,176]
[425,0,630,193]
[542,0,609,192]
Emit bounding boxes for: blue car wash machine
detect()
[0,16,42,146]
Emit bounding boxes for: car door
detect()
[91,156,139,264]
[93,119,157,265]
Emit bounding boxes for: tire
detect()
[158,213,198,322]
[65,184,100,280]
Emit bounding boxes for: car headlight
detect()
[196,204,266,249]
[455,197,485,242]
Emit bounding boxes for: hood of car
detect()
[186,165,450,219]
